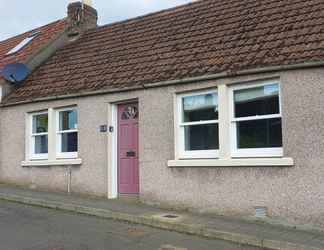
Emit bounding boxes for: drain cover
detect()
[163,214,179,219]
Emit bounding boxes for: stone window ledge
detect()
[168,158,294,168]
[21,158,82,167]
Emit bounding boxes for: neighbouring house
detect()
[1,0,324,230]
[0,19,66,101]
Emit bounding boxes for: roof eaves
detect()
[2,59,324,107]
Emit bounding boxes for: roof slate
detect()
[4,0,324,104]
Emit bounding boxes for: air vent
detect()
[254,206,268,218]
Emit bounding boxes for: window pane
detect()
[32,114,48,133]
[183,92,218,122]
[59,110,78,131]
[234,84,279,118]
[237,118,282,149]
[34,135,48,154]
[61,132,78,152]
[184,124,219,151]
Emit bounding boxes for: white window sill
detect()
[168,158,294,168]
[21,158,82,167]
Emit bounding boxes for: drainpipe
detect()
[67,166,72,194]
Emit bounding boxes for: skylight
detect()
[6,32,40,55]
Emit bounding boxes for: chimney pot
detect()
[83,0,93,6]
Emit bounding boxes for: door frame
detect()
[107,99,139,199]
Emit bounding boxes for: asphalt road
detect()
[0,200,263,250]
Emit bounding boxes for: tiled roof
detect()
[0,19,66,77]
[5,0,324,104]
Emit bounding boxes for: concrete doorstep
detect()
[0,186,323,250]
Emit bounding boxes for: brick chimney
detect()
[67,1,98,36]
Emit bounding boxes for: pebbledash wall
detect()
[0,68,324,229]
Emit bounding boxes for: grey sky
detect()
[0,0,192,41]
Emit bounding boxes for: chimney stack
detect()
[67,1,98,36]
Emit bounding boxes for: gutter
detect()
[1,60,324,107]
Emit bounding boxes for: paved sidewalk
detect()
[0,184,323,250]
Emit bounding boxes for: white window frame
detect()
[29,111,49,160]
[56,107,78,159]
[176,89,219,159]
[229,81,283,158]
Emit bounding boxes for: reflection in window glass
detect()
[237,118,282,149]
[58,109,78,155]
[234,84,279,118]
[185,124,219,151]
[232,83,282,151]
[32,113,48,156]
[61,132,78,152]
[33,114,48,133]
[59,110,78,131]
[34,135,48,154]
[182,93,218,122]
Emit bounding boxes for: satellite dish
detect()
[1,63,30,83]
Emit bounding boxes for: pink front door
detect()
[117,103,139,194]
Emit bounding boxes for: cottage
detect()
[1,0,324,230]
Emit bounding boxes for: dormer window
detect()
[6,32,40,55]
